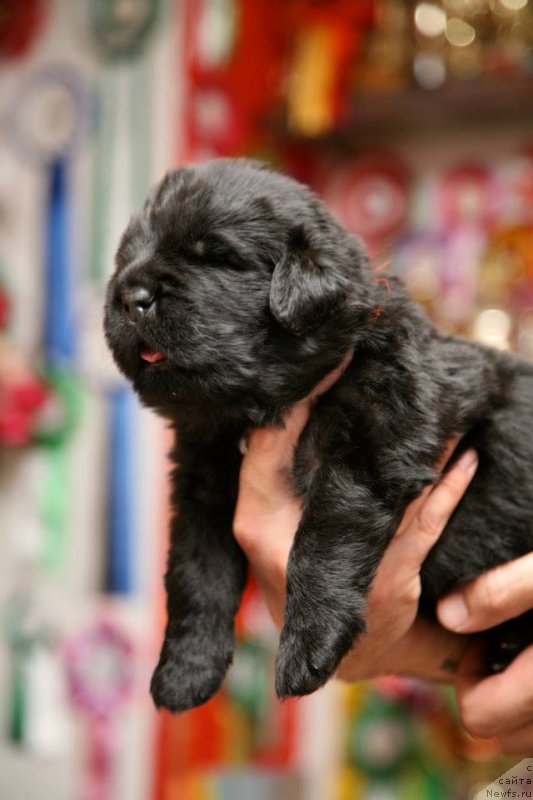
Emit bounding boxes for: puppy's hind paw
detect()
[150,633,233,713]
[275,620,361,699]
[275,646,334,698]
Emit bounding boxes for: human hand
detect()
[438,554,533,755]
[233,360,479,683]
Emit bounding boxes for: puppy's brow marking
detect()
[192,240,206,257]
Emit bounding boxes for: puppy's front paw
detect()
[150,627,234,713]
[275,614,365,698]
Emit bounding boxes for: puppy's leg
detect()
[276,466,393,698]
[150,433,247,713]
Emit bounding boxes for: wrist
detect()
[337,619,472,684]
[385,619,472,682]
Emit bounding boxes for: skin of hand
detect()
[438,557,533,755]
[233,358,479,688]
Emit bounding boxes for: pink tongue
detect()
[140,349,165,363]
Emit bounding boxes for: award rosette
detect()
[322,154,410,250]
[392,232,446,312]
[437,163,499,230]
[4,64,93,364]
[4,65,93,167]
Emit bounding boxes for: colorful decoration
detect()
[0,340,50,446]
[285,0,375,136]
[0,281,76,448]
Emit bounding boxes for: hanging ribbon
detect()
[81,3,157,595]
[437,163,499,328]
[0,0,46,60]
[44,159,75,366]
[42,152,83,570]
[106,386,135,594]
[5,593,32,746]
[0,277,9,328]
[64,619,134,800]
[4,588,69,756]
[90,0,160,61]
[285,0,375,137]
[4,66,92,573]
[392,232,447,323]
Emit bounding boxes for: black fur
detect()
[104,158,533,712]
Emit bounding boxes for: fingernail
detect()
[457,449,478,474]
[439,593,469,631]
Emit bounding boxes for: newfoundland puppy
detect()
[104,158,533,713]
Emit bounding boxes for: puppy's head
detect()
[104,159,373,421]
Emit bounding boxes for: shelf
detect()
[275,74,533,145]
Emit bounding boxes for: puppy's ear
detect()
[269,225,351,336]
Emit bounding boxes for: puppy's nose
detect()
[120,286,156,321]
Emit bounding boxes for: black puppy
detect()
[104,158,533,713]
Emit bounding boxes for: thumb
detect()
[438,552,533,633]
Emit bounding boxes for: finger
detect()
[438,552,533,633]
[435,436,463,474]
[393,449,478,569]
[456,643,533,739]
[245,402,310,475]
[395,437,461,537]
[370,447,477,603]
[394,484,434,539]
[307,350,353,401]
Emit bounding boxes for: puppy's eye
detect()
[189,237,248,271]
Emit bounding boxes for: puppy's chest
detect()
[288,367,405,498]
[288,388,435,509]
[291,435,320,497]
[290,406,352,498]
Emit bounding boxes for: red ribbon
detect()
[0,0,46,60]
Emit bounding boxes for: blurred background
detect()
[0,0,532,798]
